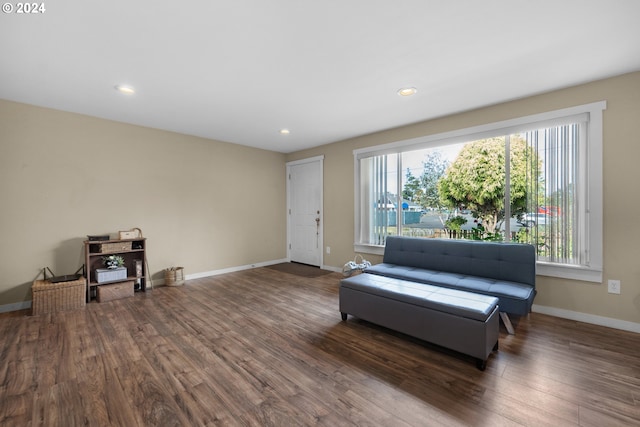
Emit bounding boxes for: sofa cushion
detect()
[365,263,535,315]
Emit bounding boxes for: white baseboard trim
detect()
[532,304,640,334]
[322,265,342,273]
[0,300,31,314]
[150,258,291,285]
[184,258,289,281]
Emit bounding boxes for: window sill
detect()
[536,262,602,283]
[354,244,603,283]
[354,244,385,256]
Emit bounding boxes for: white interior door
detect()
[287,157,323,266]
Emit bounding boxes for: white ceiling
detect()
[2,1,640,153]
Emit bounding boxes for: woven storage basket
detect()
[164,267,185,286]
[98,241,132,253]
[97,280,134,302]
[32,277,86,315]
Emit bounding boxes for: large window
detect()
[354,102,605,282]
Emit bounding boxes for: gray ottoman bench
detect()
[340,273,499,370]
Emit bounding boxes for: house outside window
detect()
[354,102,605,283]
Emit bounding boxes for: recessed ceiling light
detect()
[279,129,290,135]
[114,85,136,95]
[397,87,417,97]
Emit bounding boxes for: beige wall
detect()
[287,72,640,325]
[0,100,287,306]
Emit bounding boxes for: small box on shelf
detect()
[97,281,134,302]
[119,230,140,240]
[96,267,127,283]
[98,241,132,253]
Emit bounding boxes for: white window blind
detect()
[354,102,605,282]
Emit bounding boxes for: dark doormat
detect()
[265,262,333,278]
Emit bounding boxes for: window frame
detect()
[353,101,606,283]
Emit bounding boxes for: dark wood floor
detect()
[1,266,639,426]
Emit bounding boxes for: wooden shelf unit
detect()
[83,238,146,302]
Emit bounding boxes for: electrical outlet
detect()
[607,279,621,294]
[326,246,331,254]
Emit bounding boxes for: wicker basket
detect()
[32,277,86,315]
[97,281,134,302]
[164,267,185,286]
[98,241,132,253]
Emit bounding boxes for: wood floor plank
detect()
[0,388,32,427]
[75,375,111,426]
[114,358,192,426]
[37,380,88,427]
[1,266,639,426]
